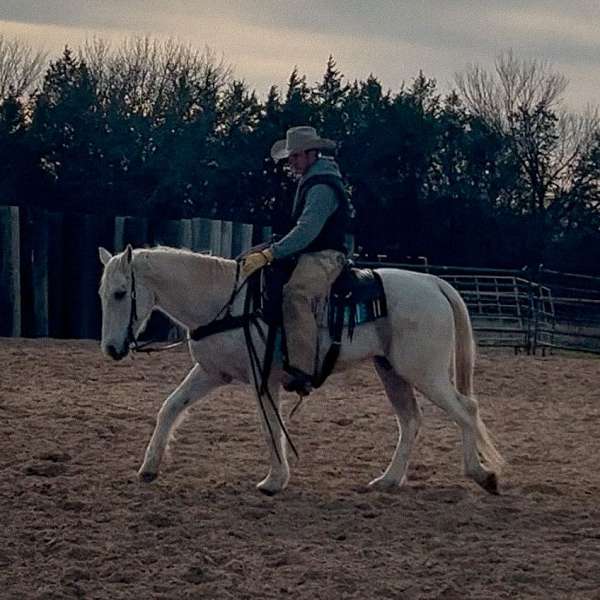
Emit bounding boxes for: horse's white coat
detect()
[98,245,503,495]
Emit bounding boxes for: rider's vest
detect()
[292,174,351,255]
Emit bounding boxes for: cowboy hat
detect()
[270,126,336,162]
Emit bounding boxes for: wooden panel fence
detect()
[0,206,264,340]
[4,205,600,354]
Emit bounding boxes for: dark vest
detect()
[292,174,351,255]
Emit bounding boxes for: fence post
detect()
[529,265,542,356]
[47,212,65,338]
[32,211,49,336]
[0,206,21,336]
[231,222,253,258]
[20,208,50,337]
[152,219,183,247]
[114,216,149,252]
[220,220,233,258]
[261,225,273,243]
[63,213,105,339]
[210,219,222,255]
[191,218,212,252]
[180,219,193,249]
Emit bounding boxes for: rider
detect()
[241,126,352,395]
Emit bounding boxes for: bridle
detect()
[125,260,246,354]
[126,267,140,351]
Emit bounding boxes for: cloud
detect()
[1,1,598,110]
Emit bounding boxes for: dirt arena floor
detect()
[2,337,600,599]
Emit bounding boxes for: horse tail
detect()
[436,277,505,471]
[435,278,475,397]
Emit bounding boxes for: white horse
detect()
[98,244,503,496]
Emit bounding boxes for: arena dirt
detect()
[2,338,600,599]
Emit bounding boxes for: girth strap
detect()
[189,314,251,341]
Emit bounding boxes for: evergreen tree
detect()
[0,92,29,204]
[28,48,106,213]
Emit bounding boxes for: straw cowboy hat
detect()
[270,126,336,162]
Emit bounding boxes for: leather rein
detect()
[124,257,298,463]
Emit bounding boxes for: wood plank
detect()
[220,220,232,257]
[0,206,21,336]
[47,212,65,338]
[191,218,212,253]
[210,219,222,256]
[231,222,253,258]
[114,216,149,252]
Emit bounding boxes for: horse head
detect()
[98,244,155,360]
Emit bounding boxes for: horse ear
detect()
[99,247,112,266]
[125,244,133,264]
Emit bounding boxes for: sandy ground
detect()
[2,337,600,599]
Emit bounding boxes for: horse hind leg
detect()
[369,357,422,490]
[418,375,502,494]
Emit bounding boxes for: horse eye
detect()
[114,290,127,301]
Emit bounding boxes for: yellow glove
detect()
[241,248,273,277]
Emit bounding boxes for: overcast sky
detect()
[1,0,598,110]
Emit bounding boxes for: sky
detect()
[0,0,598,111]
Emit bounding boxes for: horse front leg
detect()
[254,369,290,496]
[139,363,222,482]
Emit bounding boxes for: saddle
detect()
[250,258,388,388]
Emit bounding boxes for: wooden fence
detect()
[0,206,266,340]
[3,205,600,354]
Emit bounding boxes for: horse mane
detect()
[134,245,235,281]
[139,245,211,258]
[135,245,232,263]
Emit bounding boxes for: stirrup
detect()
[282,366,314,396]
[283,379,312,396]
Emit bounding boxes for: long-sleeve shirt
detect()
[271,158,342,260]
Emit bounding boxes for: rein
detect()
[123,255,298,464]
[189,261,248,342]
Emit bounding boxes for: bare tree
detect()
[0,35,47,98]
[455,51,599,215]
[80,36,231,119]
[456,50,568,132]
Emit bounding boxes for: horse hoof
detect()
[139,470,157,483]
[368,475,406,491]
[257,478,286,496]
[480,472,499,495]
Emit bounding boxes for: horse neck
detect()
[134,249,238,330]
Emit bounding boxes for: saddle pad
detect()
[327,268,387,339]
[331,266,385,304]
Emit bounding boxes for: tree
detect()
[27,48,105,213]
[313,56,349,141]
[281,67,313,128]
[455,51,599,262]
[0,93,29,203]
[79,36,231,217]
[0,35,46,99]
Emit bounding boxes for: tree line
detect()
[1,36,599,273]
